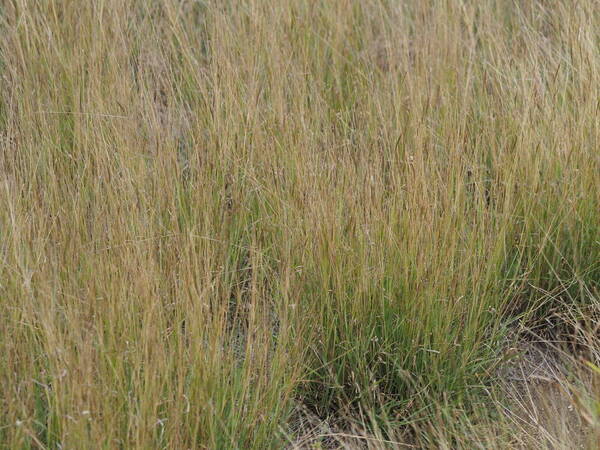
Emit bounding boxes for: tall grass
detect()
[1,0,598,448]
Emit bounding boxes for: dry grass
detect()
[0,0,598,448]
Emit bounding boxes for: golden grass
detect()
[1,0,598,448]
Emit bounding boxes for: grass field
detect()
[1,0,599,448]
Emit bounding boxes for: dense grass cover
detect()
[1,1,598,448]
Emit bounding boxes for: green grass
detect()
[1,0,599,448]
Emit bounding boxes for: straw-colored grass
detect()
[1,1,598,448]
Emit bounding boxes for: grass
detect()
[0,0,598,448]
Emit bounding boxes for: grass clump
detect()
[1,0,598,448]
